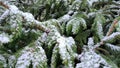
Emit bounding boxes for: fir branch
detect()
[34,23,50,33]
[57,36,77,68]
[106,19,118,36]
[100,20,118,45]
[0,26,11,33]
[105,43,120,52]
[102,32,120,43]
[92,13,105,41]
[96,47,109,55]
[0,54,7,67]
[0,10,9,23]
[51,45,59,68]
[23,22,50,33]
[76,38,112,68]
[0,2,50,33]
[57,11,73,23]
[15,40,47,68]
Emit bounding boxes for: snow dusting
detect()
[76,38,112,68]
[15,39,47,68]
[102,32,120,43]
[106,43,120,51]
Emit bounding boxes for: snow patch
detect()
[76,38,112,68]
[22,12,35,22]
[9,5,19,14]
[57,36,76,68]
[0,33,10,43]
[87,0,98,6]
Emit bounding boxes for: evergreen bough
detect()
[0,0,120,68]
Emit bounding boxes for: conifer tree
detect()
[0,0,120,68]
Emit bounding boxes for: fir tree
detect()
[0,0,120,68]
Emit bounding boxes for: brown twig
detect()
[96,47,110,55]
[100,19,118,45]
[34,24,50,33]
[0,1,9,9]
[106,19,118,36]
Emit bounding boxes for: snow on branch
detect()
[76,37,112,68]
[105,43,120,52]
[106,19,118,36]
[102,32,120,43]
[0,10,9,23]
[58,11,74,23]
[15,39,47,68]
[0,54,7,67]
[56,36,77,68]
[0,1,49,33]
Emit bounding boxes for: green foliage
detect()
[101,54,118,68]
[0,55,6,68]
[92,13,106,42]
[66,14,87,35]
[15,39,47,68]
[1,0,120,68]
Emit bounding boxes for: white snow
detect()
[57,37,67,60]
[88,12,96,18]
[102,32,120,42]
[76,48,111,68]
[76,37,112,68]
[22,12,35,22]
[0,10,9,23]
[59,14,71,23]
[96,21,104,39]
[15,41,47,68]
[88,37,94,46]
[71,18,80,34]
[57,36,76,68]
[0,33,10,43]
[87,0,98,7]
[0,55,6,67]
[9,5,19,14]
[106,43,120,51]
[8,55,16,67]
